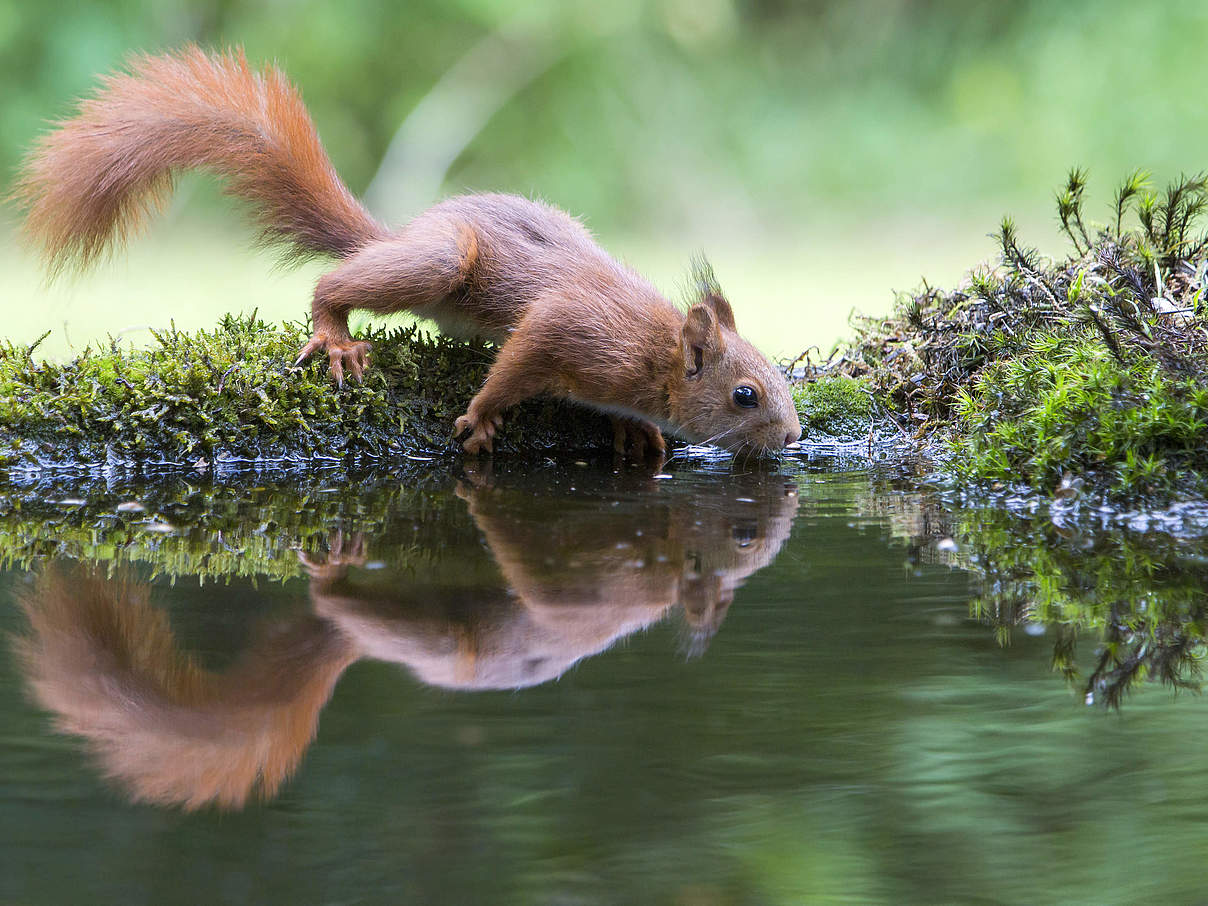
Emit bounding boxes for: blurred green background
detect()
[4,0,1208,359]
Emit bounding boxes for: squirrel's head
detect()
[667,265,802,454]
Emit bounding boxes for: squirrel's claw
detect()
[295,335,371,387]
[327,341,371,387]
[294,336,324,367]
[611,416,666,462]
[455,411,502,455]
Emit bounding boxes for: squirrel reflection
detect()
[15,470,798,809]
[16,570,355,811]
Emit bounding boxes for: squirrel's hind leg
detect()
[297,218,480,385]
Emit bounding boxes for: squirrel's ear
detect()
[701,292,736,331]
[681,304,725,377]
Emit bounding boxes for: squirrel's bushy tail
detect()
[13,46,386,274]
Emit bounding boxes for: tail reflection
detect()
[15,570,356,810]
[14,468,799,809]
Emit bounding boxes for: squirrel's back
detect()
[14,45,385,274]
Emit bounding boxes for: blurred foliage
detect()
[6,0,1208,236]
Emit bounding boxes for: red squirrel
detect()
[14,46,803,456]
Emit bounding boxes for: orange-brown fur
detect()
[14,46,802,455]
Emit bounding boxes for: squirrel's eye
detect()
[732,385,759,408]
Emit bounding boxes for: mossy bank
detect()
[818,170,1208,502]
[0,316,611,480]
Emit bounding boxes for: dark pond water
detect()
[2,455,1207,904]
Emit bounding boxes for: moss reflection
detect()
[953,508,1208,707]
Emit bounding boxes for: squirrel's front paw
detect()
[295,335,372,387]
[454,411,503,454]
[611,416,667,462]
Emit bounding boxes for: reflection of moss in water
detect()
[0,314,609,478]
[0,457,797,585]
[0,472,479,583]
[956,508,1208,706]
[835,476,1208,706]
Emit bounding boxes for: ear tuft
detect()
[689,255,736,330]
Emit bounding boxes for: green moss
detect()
[952,333,1208,498]
[792,375,873,439]
[837,170,1208,500]
[0,314,611,479]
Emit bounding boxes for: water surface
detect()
[2,457,1206,904]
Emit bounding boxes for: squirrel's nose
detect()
[784,429,801,447]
